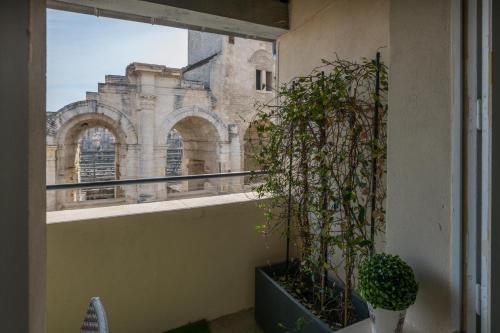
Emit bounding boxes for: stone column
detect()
[46,145,57,211]
[154,145,168,200]
[216,124,241,193]
[228,124,242,172]
[122,144,140,204]
[138,94,157,202]
[228,124,243,192]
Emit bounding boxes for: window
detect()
[46,10,275,211]
[256,69,273,91]
[266,71,273,91]
[256,69,262,90]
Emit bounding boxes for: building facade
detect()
[46,31,274,210]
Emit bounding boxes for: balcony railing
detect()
[47,170,267,211]
[46,170,266,190]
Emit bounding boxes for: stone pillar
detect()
[228,124,243,192]
[46,145,57,211]
[138,94,157,202]
[154,145,168,200]
[122,144,140,204]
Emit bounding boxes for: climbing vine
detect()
[253,56,388,328]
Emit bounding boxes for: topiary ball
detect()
[358,253,418,311]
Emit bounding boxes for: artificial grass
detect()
[163,319,212,333]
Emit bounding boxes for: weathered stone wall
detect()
[47,31,274,210]
[188,30,223,65]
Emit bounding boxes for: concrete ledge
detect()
[47,191,283,333]
[47,192,261,224]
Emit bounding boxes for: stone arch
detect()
[157,106,229,144]
[49,100,138,146]
[248,49,273,71]
[249,49,274,92]
[157,107,232,193]
[48,100,139,209]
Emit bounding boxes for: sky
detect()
[47,9,188,111]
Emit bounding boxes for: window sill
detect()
[46,192,262,224]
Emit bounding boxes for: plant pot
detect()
[368,304,406,333]
[255,262,369,333]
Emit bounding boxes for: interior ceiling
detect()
[47,0,289,41]
[143,0,289,29]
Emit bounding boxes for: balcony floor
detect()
[209,310,377,333]
[210,309,263,333]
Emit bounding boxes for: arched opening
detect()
[75,127,117,200]
[166,128,183,177]
[167,116,220,192]
[56,118,127,208]
[165,128,184,194]
[49,102,138,210]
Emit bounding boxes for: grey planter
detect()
[255,262,369,333]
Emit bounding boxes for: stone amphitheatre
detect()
[46,31,274,210]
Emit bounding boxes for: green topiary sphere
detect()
[358,253,418,311]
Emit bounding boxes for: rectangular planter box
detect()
[255,262,369,333]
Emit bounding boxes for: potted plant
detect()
[358,253,418,333]
[252,54,388,332]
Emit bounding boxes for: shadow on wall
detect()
[47,198,285,333]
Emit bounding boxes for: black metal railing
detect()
[46,170,267,191]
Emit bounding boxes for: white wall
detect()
[387,0,453,331]
[47,195,285,333]
[278,0,455,331]
[277,0,390,264]
[278,0,389,82]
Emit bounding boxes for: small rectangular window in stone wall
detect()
[266,71,273,91]
[256,69,262,90]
